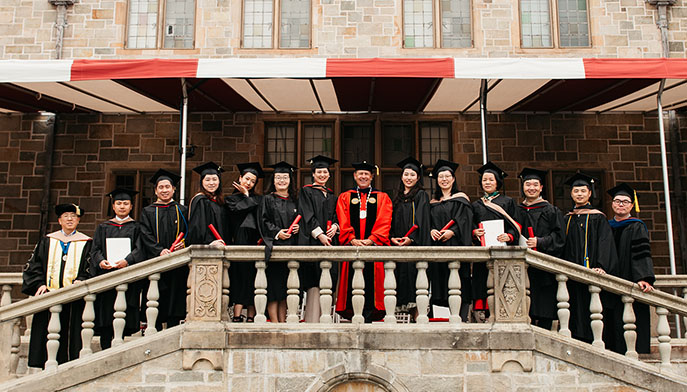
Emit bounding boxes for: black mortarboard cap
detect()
[430,159,459,179]
[518,168,547,183]
[608,182,640,212]
[268,161,297,174]
[564,172,596,189]
[106,188,139,201]
[237,162,265,178]
[308,155,338,169]
[55,203,83,217]
[193,162,224,178]
[396,157,423,177]
[477,161,508,189]
[150,169,181,187]
[352,161,378,175]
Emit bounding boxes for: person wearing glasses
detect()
[22,204,92,368]
[607,183,655,354]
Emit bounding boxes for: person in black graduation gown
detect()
[298,155,339,323]
[226,162,264,322]
[139,169,189,329]
[428,159,474,321]
[561,173,618,347]
[258,161,300,323]
[389,157,431,320]
[22,203,92,368]
[90,188,145,349]
[472,161,523,321]
[607,183,655,354]
[187,162,227,247]
[518,168,566,330]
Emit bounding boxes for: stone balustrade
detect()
[1,246,686,379]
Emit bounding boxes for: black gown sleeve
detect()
[298,187,320,241]
[536,206,566,257]
[409,191,431,246]
[187,195,216,245]
[259,196,284,241]
[629,223,655,284]
[139,207,164,259]
[452,198,474,246]
[124,223,145,265]
[90,224,107,275]
[22,238,48,296]
[592,216,619,276]
[77,240,93,281]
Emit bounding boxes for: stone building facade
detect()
[0,0,685,276]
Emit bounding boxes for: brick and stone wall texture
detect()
[58,349,654,392]
[0,112,684,275]
[0,0,686,59]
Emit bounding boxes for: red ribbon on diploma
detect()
[286,215,302,235]
[327,220,332,231]
[478,223,486,246]
[257,238,264,245]
[440,220,455,231]
[169,232,184,251]
[528,227,536,251]
[208,224,223,242]
[404,224,419,238]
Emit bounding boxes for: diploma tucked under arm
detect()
[481,219,505,246]
[106,238,131,266]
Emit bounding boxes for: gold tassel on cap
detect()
[375,165,379,176]
[633,190,640,213]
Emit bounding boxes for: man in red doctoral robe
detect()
[335,161,392,322]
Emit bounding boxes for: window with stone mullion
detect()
[280,0,311,48]
[520,0,553,48]
[440,0,471,48]
[403,0,435,48]
[126,0,160,49]
[163,0,196,49]
[557,0,589,47]
[243,0,275,48]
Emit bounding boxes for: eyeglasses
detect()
[612,199,632,206]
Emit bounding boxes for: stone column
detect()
[489,249,529,323]
[187,256,228,322]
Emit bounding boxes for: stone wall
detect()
[0,111,684,274]
[0,0,686,59]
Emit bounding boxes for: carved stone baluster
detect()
[112,283,128,347]
[24,314,33,336]
[524,264,531,323]
[286,261,300,324]
[351,261,365,324]
[486,261,494,323]
[45,304,62,370]
[621,295,638,359]
[556,274,571,337]
[1,284,11,306]
[656,306,672,370]
[415,261,429,324]
[254,261,268,323]
[10,318,20,374]
[447,261,462,324]
[588,285,604,349]
[319,261,333,323]
[383,261,397,324]
[80,294,96,358]
[222,262,230,321]
[145,273,160,336]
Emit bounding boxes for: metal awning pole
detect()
[657,78,681,338]
[179,78,189,205]
[479,79,489,164]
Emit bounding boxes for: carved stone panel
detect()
[187,259,224,322]
[492,258,529,323]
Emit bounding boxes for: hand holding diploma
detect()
[208,224,225,247]
[526,227,537,250]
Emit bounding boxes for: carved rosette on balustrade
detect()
[490,251,530,323]
[187,258,228,322]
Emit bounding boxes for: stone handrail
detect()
[1,245,686,377]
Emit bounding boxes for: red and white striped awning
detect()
[1,58,686,114]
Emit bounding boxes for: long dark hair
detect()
[432,170,459,201]
[200,176,224,205]
[266,172,298,201]
[393,177,424,205]
[234,172,260,196]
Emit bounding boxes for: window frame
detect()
[518,0,592,49]
[240,0,313,49]
[402,0,474,49]
[124,0,197,50]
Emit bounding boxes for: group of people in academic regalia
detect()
[21,154,657,369]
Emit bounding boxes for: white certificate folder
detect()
[481,219,505,247]
[106,238,131,264]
